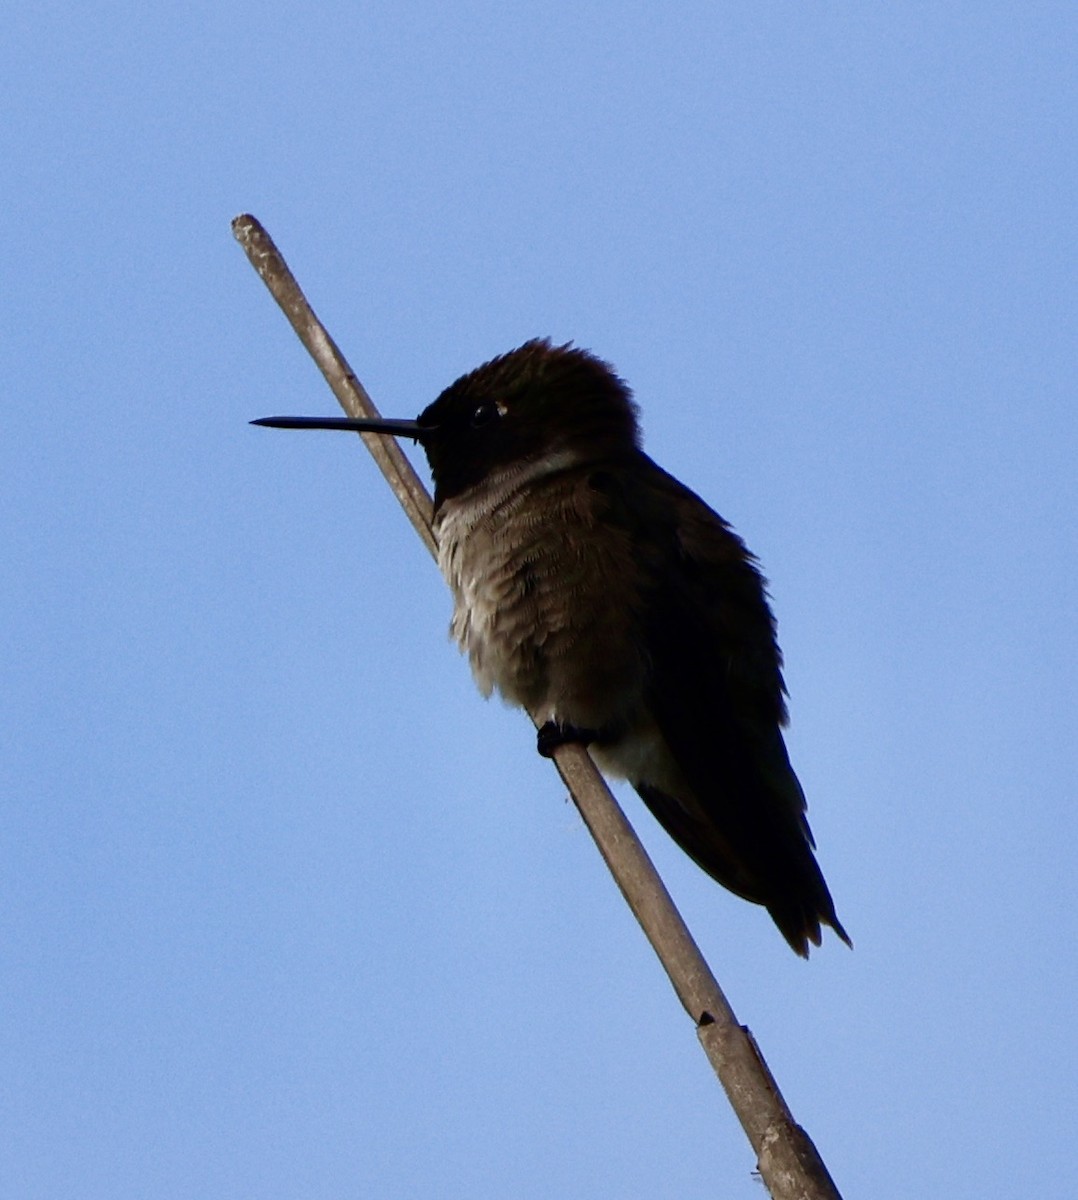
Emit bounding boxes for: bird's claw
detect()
[537,721,599,759]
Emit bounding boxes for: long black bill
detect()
[251,415,430,443]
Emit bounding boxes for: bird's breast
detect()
[433,465,650,731]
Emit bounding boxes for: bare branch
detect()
[232,215,435,557]
[232,213,843,1200]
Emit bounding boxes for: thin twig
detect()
[232,215,435,556]
[232,213,843,1200]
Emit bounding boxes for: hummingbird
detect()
[254,339,849,956]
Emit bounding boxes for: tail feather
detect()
[635,781,850,956]
[767,895,852,959]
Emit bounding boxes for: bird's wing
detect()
[590,458,847,954]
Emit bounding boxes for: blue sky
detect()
[3,4,1075,1197]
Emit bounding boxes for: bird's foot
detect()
[536,721,600,759]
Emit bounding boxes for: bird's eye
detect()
[469,402,499,429]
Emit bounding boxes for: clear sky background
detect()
[3,4,1075,1198]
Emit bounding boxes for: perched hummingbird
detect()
[254,339,849,956]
